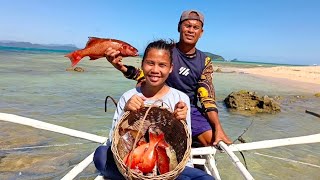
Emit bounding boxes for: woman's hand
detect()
[124,95,146,112]
[174,101,188,121]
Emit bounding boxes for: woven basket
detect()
[111,106,192,180]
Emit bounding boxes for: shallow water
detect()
[0,51,319,179]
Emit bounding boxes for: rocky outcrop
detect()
[215,68,222,72]
[224,90,281,113]
[66,67,84,72]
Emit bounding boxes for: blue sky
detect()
[1,0,319,65]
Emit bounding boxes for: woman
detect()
[94,39,214,180]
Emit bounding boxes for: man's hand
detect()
[173,101,188,121]
[105,47,127,73]
[124,95,146,112]
[213,126,232,145]
[205,111,232,146]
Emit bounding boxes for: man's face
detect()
[179,19,203,45]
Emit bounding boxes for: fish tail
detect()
[64,51,82,67]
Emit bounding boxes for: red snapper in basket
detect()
[124,127,168,174]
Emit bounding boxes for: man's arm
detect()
[197,58,218,113]
[197,57,232,145]
[123,65,145,82]
[105,47,145,82]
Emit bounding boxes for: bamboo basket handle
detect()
[126,99,164,176]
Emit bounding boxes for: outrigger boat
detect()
[1,112,320,180]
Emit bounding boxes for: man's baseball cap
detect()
[179,10,204,26]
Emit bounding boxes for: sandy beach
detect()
[123,58,320,85]
[121,57,320,93]
[220,65,320,93]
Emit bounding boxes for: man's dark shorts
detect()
[191,107,212,137]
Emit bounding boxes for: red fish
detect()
[156,146,170,174]
[65,37,138,67]
[124,127,165,173]
[124,143,149,170]
[157,139,178,174]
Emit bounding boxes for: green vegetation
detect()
[204,52,225,61]
[0,40,78,51]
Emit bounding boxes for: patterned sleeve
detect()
[123,65,145,83]
[197,57,218,113]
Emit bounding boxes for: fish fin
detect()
[64,51,82,67]
[89,56,99,60]
[85,37,101,48]
[158,139,170,149]
[137,138,147,146]
[149,131,165,145]
[165,147,178,171]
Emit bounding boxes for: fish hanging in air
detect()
[65,37,138,67]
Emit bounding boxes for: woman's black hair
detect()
[142,39,175,64]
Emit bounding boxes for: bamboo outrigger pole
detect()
[219,142,254,180]
[0,112,107,143]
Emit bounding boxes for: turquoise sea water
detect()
[0,47,319,179]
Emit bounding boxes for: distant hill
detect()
[0,40,79,51]
[204,52,225,61]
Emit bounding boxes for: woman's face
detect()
[142,48,173,88]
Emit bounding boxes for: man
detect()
[105,10,231,146]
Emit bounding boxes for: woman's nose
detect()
[151,65,160,72]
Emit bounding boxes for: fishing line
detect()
[254,152,320,168]
[230,119,254,170]
[233,119,254,144]
[0,142,95,151]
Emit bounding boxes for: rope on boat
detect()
[233,119,253,144]
[305,110,320,118]
[105,96,118,112]
[232,119,254,170]
[254,152,320,168]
